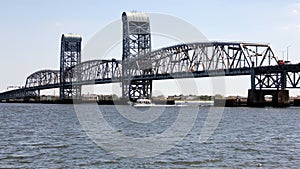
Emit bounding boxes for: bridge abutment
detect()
[247,89,289,107]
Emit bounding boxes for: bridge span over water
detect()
[1,12,300,106]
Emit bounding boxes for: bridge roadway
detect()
[1,63,300,100]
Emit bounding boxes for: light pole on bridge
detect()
[287,45,291,62]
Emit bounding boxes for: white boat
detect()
[131,98,154,107]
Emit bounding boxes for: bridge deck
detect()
[1,64,300,100]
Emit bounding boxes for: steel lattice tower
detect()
[122,12,152,101]
[60,34,82,100]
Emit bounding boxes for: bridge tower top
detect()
[122,11,151,60]
[61,34,82,42]
[122,12,150,30]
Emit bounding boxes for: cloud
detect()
[280,24,300,30]
[55,22,64,28]
[296,3,300,7]
[280,25,290,30]
[292,9,299,15]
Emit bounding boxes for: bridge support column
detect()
[59,34,82,100]
[23,90,40,102]
[247,89,289,107]
[128,79,152,101]
[121,12,152,101]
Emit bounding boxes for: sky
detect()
[0,0,300,97]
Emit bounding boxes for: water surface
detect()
[0,103,299,168]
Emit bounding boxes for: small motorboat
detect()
[131,98,154,107]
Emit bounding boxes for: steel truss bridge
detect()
[0,12,300,105]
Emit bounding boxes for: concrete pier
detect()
[247,89,289,107]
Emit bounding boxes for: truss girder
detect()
[25,70,59,88]
[124,42,278,77]
[252,64,300,89]
[286,72,300,88]
[73,59,122,82]
[0,88,40,100]
[253,71,300,89]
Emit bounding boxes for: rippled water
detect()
[0,103,299,168]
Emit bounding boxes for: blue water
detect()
[0,103,299,168]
